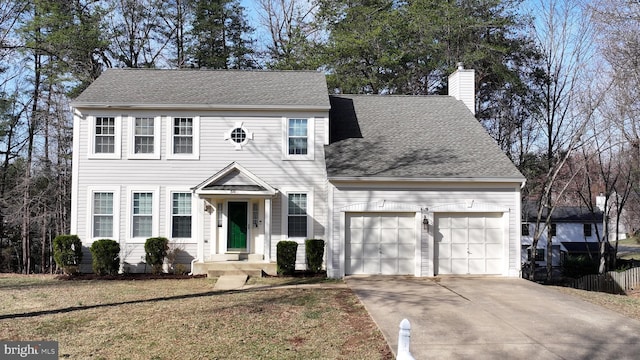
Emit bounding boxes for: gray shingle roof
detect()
[325,95,524,180]
[71,69,330,109]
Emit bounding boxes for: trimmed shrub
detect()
[277,241,298,276]
[145,237,169,274]
[90,239,120,276]
[305,239,325,273]
[563,255,599,278]
[53,235,83,274]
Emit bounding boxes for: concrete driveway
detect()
[345,276,640,360]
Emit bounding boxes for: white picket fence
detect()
[568,267,640,294]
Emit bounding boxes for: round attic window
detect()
[230,128,246,144]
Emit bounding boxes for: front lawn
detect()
[0,275,392,359]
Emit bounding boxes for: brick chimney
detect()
[448,62,475,115]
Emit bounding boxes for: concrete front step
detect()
[192,261,277,278]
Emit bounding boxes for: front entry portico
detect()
[191,162,278,265]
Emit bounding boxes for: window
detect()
[550,223,557,237]
[134,117,154,153]
[528,248,545,262]
[168,116,199,159]
[288,193,307,237]
[173,117,193,154]
[283,117,314,160]
[583,224,592,237]
[132,192,153,238]
[95,117,115,153]
[288,119,308,155]
[172,193,192,238]
[231,128,246,143]
[521,223,530,236]
[93,192,114,238]
[217,202,223,227]
[89,116,121,159]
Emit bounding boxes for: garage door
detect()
[435,213,503,275]
[346,213,416,275]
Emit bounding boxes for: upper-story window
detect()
[521,223,530,236]
[173,117,193,153]
[95,117,115,153]
[583,223,592,237]
[289,119,308,155]
[129,116,161,159]
[283,118,314,160]
[90,116,122,159]
[168,116,199,159]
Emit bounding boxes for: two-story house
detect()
[521,203,605,267]
[70,67,525,278]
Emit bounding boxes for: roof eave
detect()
[194,189,277,196]
[328,176,526,184]
[69,102,331,112]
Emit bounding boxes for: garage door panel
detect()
[347,243,363,258]
[486,228,502,242]
[486,259,502,274]
[468,259,485,273]
[469,217,484,228]
[398,229,414,243]
[486,243,502,254]
[469,228,484,243]
[363,216,379,228]
[398,244,414,258]
[380,216,397,228]
[485,216,502,227]
[452,228,468,242]
[349,228,364,243]
[380,244,398,258]
[452,260,468,273]
[350,216,364,228]
[436,213,504,275]
[468,243,485,258]
[380,228,398,243]
[345,213,415,275]
[451,216,467,228]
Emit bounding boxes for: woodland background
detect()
[0,0,638,277]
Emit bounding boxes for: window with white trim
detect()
[283,118,314,160]
[173,117,193,154]
[288,119,308,155]
[287,193,307,237]
[168,116,199,159]
[132,192,153,238]
[93,192,114,238]
[89,116,122,159]
[171,192,192,238]
[95,117,115,153]
[128,116,161,159]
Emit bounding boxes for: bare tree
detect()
[257,0,319,69]
[527,0,596,281]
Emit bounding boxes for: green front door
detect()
[228,202,248,250]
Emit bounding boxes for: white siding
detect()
[72,109,330,272]
[327,182,521,278]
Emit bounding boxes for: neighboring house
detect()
[521,204,605,267]
[70,66,525,278]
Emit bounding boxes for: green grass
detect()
[0,275,392,360]
[616,236,640,246]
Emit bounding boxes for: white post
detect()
[397,319,415,360]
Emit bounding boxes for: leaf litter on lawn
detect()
[0,275,393,359]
